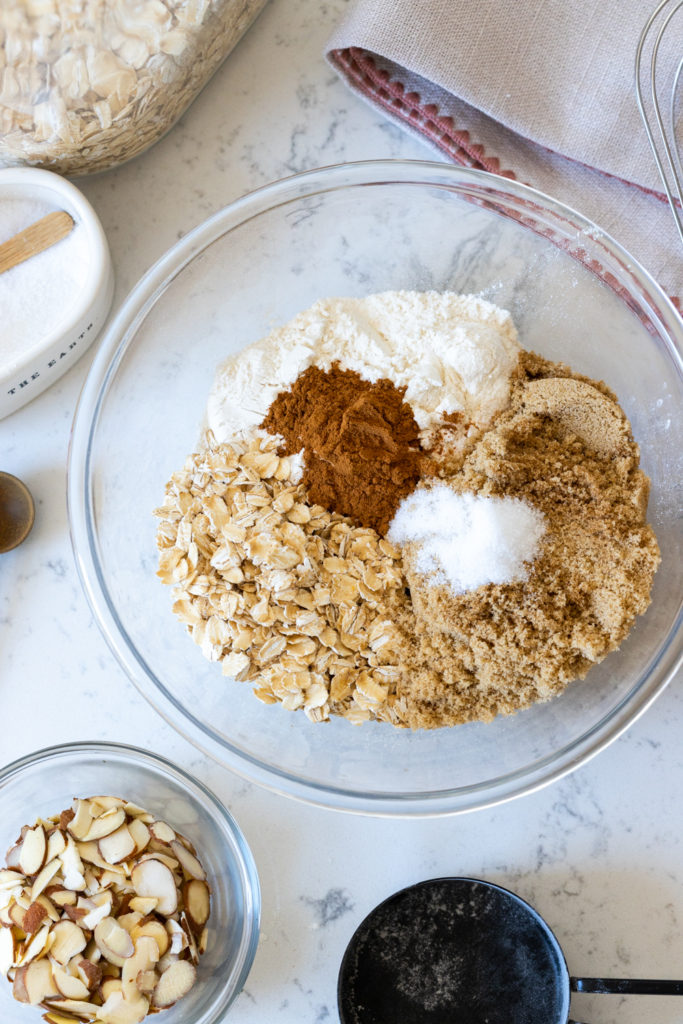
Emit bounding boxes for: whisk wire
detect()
[671,55,683,179]
[635,0,683,246]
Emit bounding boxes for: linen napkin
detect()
[327,0,683,306]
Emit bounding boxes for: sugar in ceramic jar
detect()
[0,167,114,420]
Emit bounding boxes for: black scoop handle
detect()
[571,976,683,995]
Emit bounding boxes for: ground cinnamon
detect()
[261,362,424,534]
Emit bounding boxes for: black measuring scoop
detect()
[337,877,683,1024]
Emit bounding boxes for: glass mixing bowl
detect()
[68,160,683,816]
[0,741,260,1023]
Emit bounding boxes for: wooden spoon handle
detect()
[0,210,75,274]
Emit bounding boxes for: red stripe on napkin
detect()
[329,45,682,314]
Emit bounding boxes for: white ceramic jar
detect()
[0,167,114,420]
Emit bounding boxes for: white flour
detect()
[389,486,546,594]
[206,290,520,444]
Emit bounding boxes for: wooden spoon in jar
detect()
[0,210,74,275]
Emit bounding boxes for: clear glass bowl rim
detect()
[67,158,683,817]
[0,740,261,1019]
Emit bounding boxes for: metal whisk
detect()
[635,0,683,247]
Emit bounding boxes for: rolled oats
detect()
[155,432,408,725]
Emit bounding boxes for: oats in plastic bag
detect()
[0,0,269,175]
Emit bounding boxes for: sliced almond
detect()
[169,840,205,881]
[180,912,199,964]
[12,963,30,1002]
[0,905,14,927]
[78,892,113,931]
[183,879,210,932]
[76,841,103,866]
[155,951,179,974]
[31,857,61,901]
[131,860,177,917]
[5,842,23,870]
[64,904,89,924]
[43,997,104,1020]
[51,920,87,966]
[23,900,48,934]
[174,834,198,856]
[18,921,51,964]
[52,963,91,1000]
[148,821,175,845]
[67,801,94,842]
[135,969,157,995]
[136,851,178,872]
[99,826,136,866]
[83,868,103,898]
[123,804,154,823]
[121,935,159,1002]
[58,808,75,831]
[128,897,157,916]
[19,825,47,876]
[88,797,125,814]
[49,888,78,908]
[82,938,102,964]
[9,900,27,930]
[94,918,134,967]
[46,830,67,862]
[0,925,16,975]
[0,885,22,918]
[99,869,128,890]
[127,819,150,857]
[82,808,127,843]
[165,919,186,956]
[130,920,168,958]
[23,955,59,1003]
[100,976,123,1000]
[198,926,208,955]
[35,893,61,923]
[60,839,86,892]
[77,958,103,992]
[98,987,149,1024]
[0,868,25,890]
[43,1013,89,1024]
[152,959,196,1008]
[116,911,143,935]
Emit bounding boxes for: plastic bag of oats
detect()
[0,0,268,176]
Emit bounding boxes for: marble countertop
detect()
[1,2,682,1022]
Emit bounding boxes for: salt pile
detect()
[389,485,546,594]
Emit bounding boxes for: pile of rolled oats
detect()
[155,433,409,726]
[0,0,268,175]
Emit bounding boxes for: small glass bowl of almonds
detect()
[0,742,260,1024]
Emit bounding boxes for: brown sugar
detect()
[393,354,661,728]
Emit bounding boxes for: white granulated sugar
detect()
[0,196,89,365]
[389,485,546,594]
[205,290,520,443]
